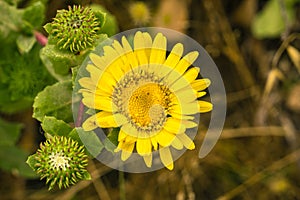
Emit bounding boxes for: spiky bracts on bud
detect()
[32,136,89,190]
[47,5,100,52]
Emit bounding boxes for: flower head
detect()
[32,136,89,190]
[47,5,100,52]
[129,2,151,26]
[79,31,212,170]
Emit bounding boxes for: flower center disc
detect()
[128,83,169,129]
[50,152,70,170]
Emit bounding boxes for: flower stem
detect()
[34,31,48,46]
[75,100,84,127]
[119,170,126,200]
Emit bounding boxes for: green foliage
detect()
[41,116,73,137]
[0,0,119,188]
[0,118,23,146]
[252,0,300,38]
[0,1,54,114]
[104,128,120,153]
[33,80,74,123]
[0,1,45,37]
[76,128,104,157]
[0,118,37,178]
[90,4,119,36]
[40,44,79,81]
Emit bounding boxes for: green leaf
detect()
[0,145,37,178]
[40,45,76,81]
[91,7,107,29]
[21,1,45,33]
[0,1,22,37]
[16,34,36,54]
[251,0,298,38]
[76,127,104,158]
[26,154,38,171]
[90,4,119,36]
[33,80,74,123]
[41,116,73,137]
[104,128,119,153]
[68,128,82,145]
[0,118,23,146]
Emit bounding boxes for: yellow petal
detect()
[112,40,132,72]
[182,67,200,83]
[89,53,107,71]
[197,91,206,98]
[121,123,138,137]
[159,147,174,170]
[143,154,152,167]
[97,71,116,94]
[79,77,96,91]
[122,36,139,69]
[174,51,199,74]
[94,96,117,112]
[168,112,195,120]
[96,111,127,128]
[151,136,158,150]
[82,114,98,131]
[169,101,199,115]
[163,118,186,134]
[164,43,183,69]
[171,137,184,150]
[198,101,213,113]
[118,129,127,141]
[134,31,149,66]
[82,96,95,109]
[120,142,135,161]
[103,46,125,81]
[150,33,166,64]
[124,135,137,144]
[169,75,190,91]
[86,64,102,84]
[156,129,176,147]
[172,87,197,103]
[191,79,211,91]
[136,138,152,155]
[82,92,116,111]
[176,133,195,150]
[181,120,198,128]
[142,32,152,58]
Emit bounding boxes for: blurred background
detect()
[1,0,300,199]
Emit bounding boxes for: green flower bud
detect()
[31,136,89,190]
[47,5,101,53]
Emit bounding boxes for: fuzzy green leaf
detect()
[16,34,36,54]
[33,80,73,123]
[41,116,73,137]
[40,45,76,81]
[76,127,104,158]
[0,118,23,146]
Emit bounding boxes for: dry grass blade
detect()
[287,45,300,74]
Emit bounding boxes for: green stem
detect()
[119,170,126,200]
